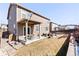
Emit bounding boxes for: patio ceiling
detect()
[18,19,41,25]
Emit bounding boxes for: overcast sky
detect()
[0,3,79,25]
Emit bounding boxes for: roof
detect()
[50,22,60,26]
[7,3,50,20]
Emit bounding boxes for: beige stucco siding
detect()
[18,22,50,37]
[18,24,24,36]
[16,8,31,22]
[31,14,50,35]
[33,25,40,36]
[16,8,21,22]
[7,6,50,37]
[16,7,50,36]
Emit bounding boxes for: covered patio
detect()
[17,19,41,43]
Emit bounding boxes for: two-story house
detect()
[7,3,50,43]
[50,22,60,32]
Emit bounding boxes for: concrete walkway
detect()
[0,38,24,56]
[0,37,46,56]
[67,42,75,56]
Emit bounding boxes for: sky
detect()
[0,3,79,25]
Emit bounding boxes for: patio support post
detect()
[25,21,28,42]
[16,24,19,41]
[39,24,41,39]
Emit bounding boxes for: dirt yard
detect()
[15,34,68,56]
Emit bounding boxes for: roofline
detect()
[7,4,10,19]
[50,22,60,26]
[7,3,16,19]
[7,3,50,20]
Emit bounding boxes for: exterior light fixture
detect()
[27,13,32,20]
[24,12,32,21]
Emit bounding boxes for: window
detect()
[36,26,39,31]
[22,14,26,18]
[46,27,48,31]
[23,27,26,35]
[23,26,32,35]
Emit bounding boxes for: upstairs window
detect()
[22,13,26,19]
[45,27,48,31]
[36,26,39,31]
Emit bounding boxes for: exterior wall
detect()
[18,23,34,36]
[18,24,24,36]
[16,7,21,22]
[51,23,59,31]
[31,14,50,36]
[33,24,40,37]
[16,8,31,22]
[8,4,17,35]
[17,22,50,37]
[17,7,50,37]
[31,14,50,34]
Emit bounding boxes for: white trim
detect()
[28,26,32,35]
[23,26,25,36]
[23,26,32,36]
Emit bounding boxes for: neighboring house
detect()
[0,24,8,31]
[7,3,50,42]
[58,25,70,30]
[60,26,67,30]
[50,22,60,31]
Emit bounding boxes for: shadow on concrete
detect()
[56,35,70,56]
